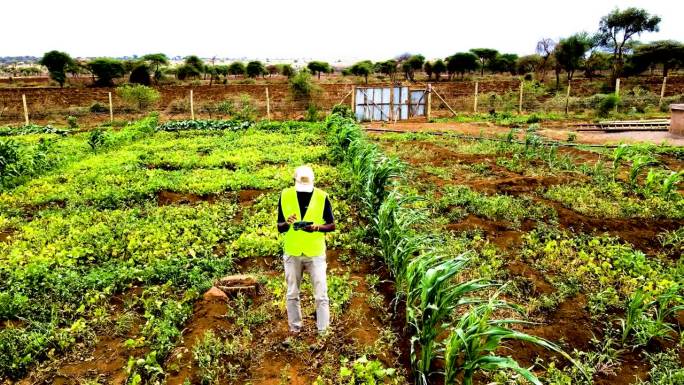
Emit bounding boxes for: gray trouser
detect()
[283,254,329,332]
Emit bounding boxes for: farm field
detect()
[0,116,408,385]
[372,126,684,384]
[1,112,683,385]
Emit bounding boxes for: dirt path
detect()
[365,121,684,146]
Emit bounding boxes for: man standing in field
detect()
[277,165,335,336]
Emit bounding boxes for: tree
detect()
[176,56,203,81]
[176,64,201,80]
[280,64,295,78]
[423,61,433,80]
[129,63,151,85]
[307,61,331,79]
[246,61,266,78]
[87,58,126,86]
[535,38,556,81]
[554,33,592,82]
[584,51,611,80]
[141,53,169,82]
[184,56,204,73]
[629,40,684,77]
[375,60,398,82]
[228,62,246,77]
[446,52,479,80]
[349,60,373,84]
[516,54,543,75]
[596,7,661,82]
[432,59,446,81]
[470,48,499,76]
[403,54,425,81]
[39,51,74,87]
[266,64,279,77]
[488,53,518,75]
[204,65,221,85]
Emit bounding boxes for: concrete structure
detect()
[671,104,684,136]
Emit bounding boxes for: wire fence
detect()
[0,78,683,126]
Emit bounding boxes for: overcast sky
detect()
[1,0,682,61]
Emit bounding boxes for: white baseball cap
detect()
[294,166,315,192]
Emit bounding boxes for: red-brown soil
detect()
[541,197,682,255]
[156,190,217,206]
[16,291,147,385]
[0,228,15,243]
[164,296,232,385]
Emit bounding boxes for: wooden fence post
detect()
[190,89,195,120]
[22,94,29,125]
[350,86,356,118]
[565,80,571,116]
[518,80,524,114]
[265,87,271,120]
[615,78,620,112]
[659,76,667,106]
[473,81,479,113]
[426,84,432,121]
[108,92,113,123]
[389,86,394,121]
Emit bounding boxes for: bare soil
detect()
[156,190,217,206]
[367,121,684,146]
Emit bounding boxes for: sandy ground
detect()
[364,121,684,146]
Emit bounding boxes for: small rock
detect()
[203,286,228,300]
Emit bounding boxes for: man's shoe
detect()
[281,330,300,348]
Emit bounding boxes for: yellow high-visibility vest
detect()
[281,187,327,257]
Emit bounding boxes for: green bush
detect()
[331,104,354,119]
[66,116,78,129]
[89,102,108,113]
[289,70,318,102]
[305,104,321,122]
[116,84,160,111]
[597,94,620,117]
[88,128,107,151]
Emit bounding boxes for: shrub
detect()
[88,128,107,151]
[289,70,319,102]
[66,116,78,129]
[129,63,152,85]
[216,100,235,116]
[89,102,108,113]
[116,84,160,111]
[597,94,620,117]
[0,140,21,177]
[331,104,354,119]
[167,98,190,113]
[305,104,321,122]
[233,94,257,121]
[526,114,541,123]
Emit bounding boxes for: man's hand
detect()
[286,214,297,224]
[303,224,318,233]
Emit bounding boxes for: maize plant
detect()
[443,294,583,385]
[661,171,683,199]
[346,139,403,218]
[326,115,362,163]
[612,144,629,180]
[406,252,492,385]
[628,155,658,189]
[621,286,684,347]
[373,190,426,296]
